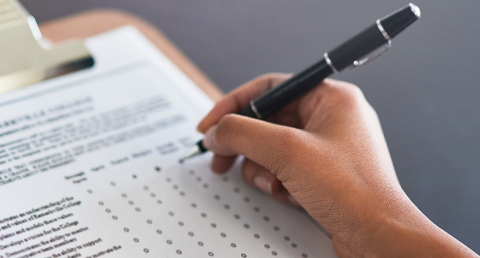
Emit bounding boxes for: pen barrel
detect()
[327,23,388,72]
[239,59,333,119]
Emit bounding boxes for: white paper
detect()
[0,27,336,258]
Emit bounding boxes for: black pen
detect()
[180,3,421,162]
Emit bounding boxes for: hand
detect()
[197,74,478,257]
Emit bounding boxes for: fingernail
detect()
[254,176,272,195]
[203,127,215,149]
[287,194,301,207]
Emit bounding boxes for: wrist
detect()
[357,198,477,257]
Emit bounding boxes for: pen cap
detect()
[380,3,421,39]
[326,3,420,72]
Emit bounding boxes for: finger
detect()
[241,159,281,195]
[202,114,308,175]
[197,73,292,133]
[271,188,302,207]
[266,107,302,128]
[210,154,237,174]
[297,78,365,128]
[242,159,301,207]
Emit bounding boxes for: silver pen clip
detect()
[349,40,391,71]
[350,19,392,71]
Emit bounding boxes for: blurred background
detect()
[20,0,480,252]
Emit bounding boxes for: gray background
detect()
[20,0,480,252]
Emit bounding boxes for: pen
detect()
[180,3,421,162]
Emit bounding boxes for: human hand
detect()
[197,74,478,257]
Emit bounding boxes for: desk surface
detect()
[20,0,480,252]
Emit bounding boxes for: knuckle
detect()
[257,73,283,81]
[265,129,303,174]
[256,73,292,89]
[276,129,302,151]
[241,160,256,183]
[325,81,366,110]
[215,114,239,143]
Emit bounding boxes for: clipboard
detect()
[0,0,223,101]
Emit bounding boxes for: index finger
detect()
[197,73,291,133]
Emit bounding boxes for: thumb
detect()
[202,114,300,174]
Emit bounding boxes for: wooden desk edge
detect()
[39,9,224,102]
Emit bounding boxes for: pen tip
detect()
[178,144,202,164]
